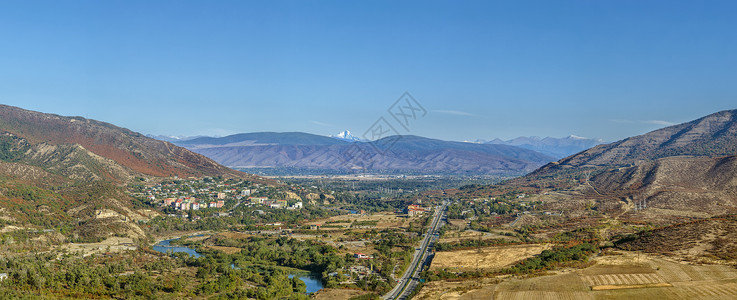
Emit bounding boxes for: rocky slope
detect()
[589,155,737,215]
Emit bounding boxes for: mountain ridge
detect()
[0,104,256,181]
[533,109,737,177]
[485,108,737,219]
[175,132,556,175]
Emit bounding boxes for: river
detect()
[153,237,323,293]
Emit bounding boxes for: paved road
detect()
[383,201,448,300]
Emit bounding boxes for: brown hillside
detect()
[0,104,265,182]
[616,216,737,262]
[534,109,737,175]
[589,155,737,216]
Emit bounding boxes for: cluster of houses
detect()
[328,265,378,283]
[161,196,225,211]
[248,196,303,210]
[139,179,255,203]
[404,204,427,216]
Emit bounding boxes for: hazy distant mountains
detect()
[480,136,604,159]
[145,134,207,143]
[174,132,556,175]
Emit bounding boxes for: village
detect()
[129,177,306,214]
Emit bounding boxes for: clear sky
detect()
[1,1,736,142]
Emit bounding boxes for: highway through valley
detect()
[383,200,449,300]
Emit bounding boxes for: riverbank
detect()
[151,230,213,244]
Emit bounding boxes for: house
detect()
[269,203,281,209]
[0,273,7,281]
[217,192,226,199]
[209,202,217,208]
[405,205,426,216]
[354,253,372,259]
[192,203,200,210]
[276,199,288,208]
[241,189,251,196]
[249,197,268,204]
[310,224,321,230]
[216,200,225,208]
[164,198,176,206]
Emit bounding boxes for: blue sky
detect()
[1,1,736,142]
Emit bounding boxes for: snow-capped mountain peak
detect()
[330,130,363,142]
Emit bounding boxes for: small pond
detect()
[153,238,202,258]
[289,273,324,294]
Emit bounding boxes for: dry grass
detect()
[419,251,737,299]
[431,244,551,271]
[308,212,412,229]
[591,283,672,290]
[415,278,498,300]
[60,236,137,257]
[438,229,515,244]
[311,288,371,300]
[207,245,242,254]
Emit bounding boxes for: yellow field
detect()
[438,229,516,244]
[312,288,371,300]
[309,212,412,229]
[207,245,242,254]
[431,244,551,271]
[418,251,737,299]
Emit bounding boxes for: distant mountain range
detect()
[479,136,604,159]
[145,134,207,142]
[173,132,556,175]
[163,131,606,175]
